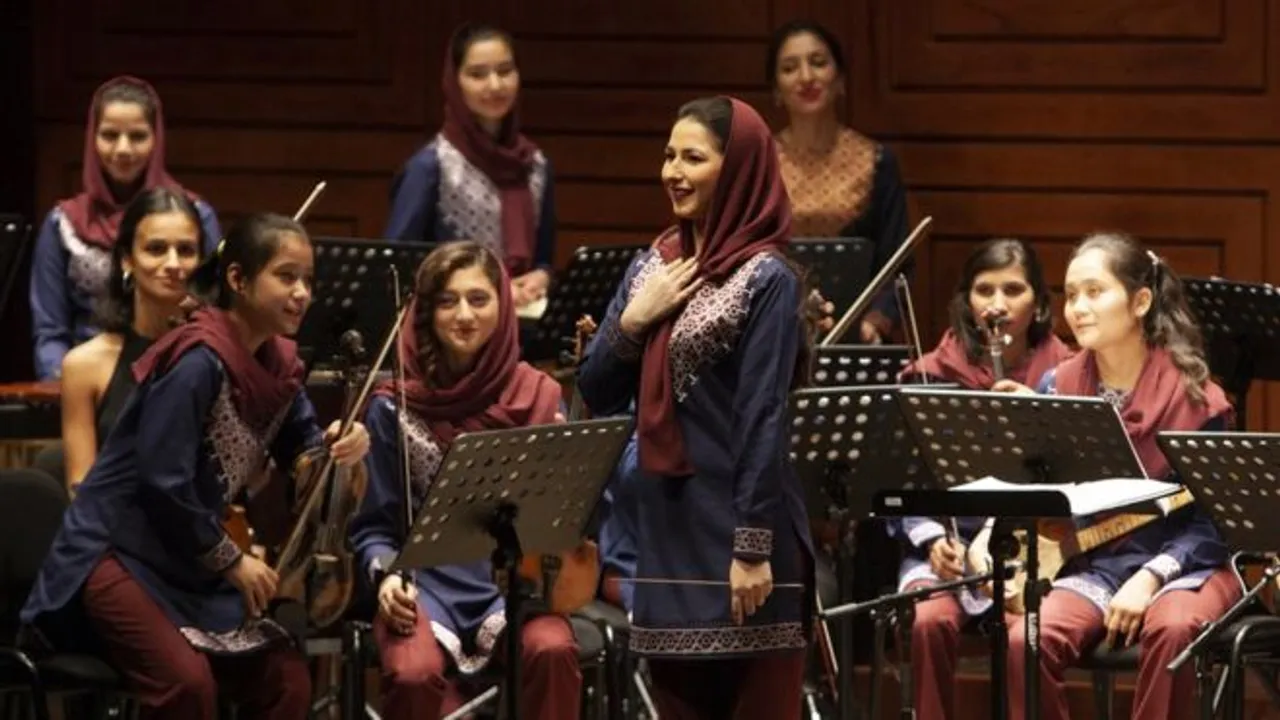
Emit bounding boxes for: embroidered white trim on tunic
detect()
[435,137,546,262]
[733,528,773,557]
[907,520,947,548]
[630,621,806,656]
[1143,553,1182,583]
[626,252,773,403]
[432,612,507,675]
[57,213,111,298]
[205,383,291,503]
[1053,576,1113,613]
[179,619,292,655]
[199,535,242,574]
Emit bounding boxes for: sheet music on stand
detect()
[810,345,911,388]
[525,245,646,364]
[1183,278,1280,430]
[789,237,876,323]
[392,417,632,720]
[297,237,435,367]
[883,388,1159,720]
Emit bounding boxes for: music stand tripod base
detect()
[392,417,633,720]
[892,388,1149,720]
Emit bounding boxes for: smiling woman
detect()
[29,76,222,381]
[58,187,209,494]
[384,24,558,314]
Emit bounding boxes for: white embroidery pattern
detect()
[205,383,291,502]
[57,213,111,298]
[432,612,507,675]
[179,620,291,655]
[670,254,771,402]
[398,409,446,515]
[435,137,546,262]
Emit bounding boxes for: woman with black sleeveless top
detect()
[59,187,208,494]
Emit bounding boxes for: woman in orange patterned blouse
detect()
[769,20,911,343]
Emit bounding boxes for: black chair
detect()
[0,469,124,720]
[30,444,64,490]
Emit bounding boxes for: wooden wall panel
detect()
[24,0,1280,429]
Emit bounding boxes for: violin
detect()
[218,182,327,553]
[513,315,601,614]
[266,299,410,629]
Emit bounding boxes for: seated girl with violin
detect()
[893,237,1073,719]
[59,187,207,495]
[20,213,371,720]
[987,231,1239,720]
[348,240,582,720]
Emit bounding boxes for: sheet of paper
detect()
[950,476,1182,517]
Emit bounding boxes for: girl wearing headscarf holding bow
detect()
[384,24,557,312]
[20,213,369,720]
[30,76,221,380]
[349,240,581,720]
[988,231,1239,720]
[577,96,815,719]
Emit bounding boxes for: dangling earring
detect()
[122,270,134,292]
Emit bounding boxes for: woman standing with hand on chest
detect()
[578,96,815,719]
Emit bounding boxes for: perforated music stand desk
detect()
[789,237,876,331]
[810,345,911,389]
[392,417,632,720]
[0,214,32,322]
[297,237,435,368]
[1183,278,1280,430]
[1157,432,1280,688]
[525,244,647,364]
[883,388,1153,720]
[790,382,950,720]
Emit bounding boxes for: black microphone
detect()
[340,329,366,360]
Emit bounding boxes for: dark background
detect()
[3,0,1279,426]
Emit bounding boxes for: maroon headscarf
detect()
[636,97,793,476]
[58,76,190,249]
[1053,346,1232,479]
[374,256,561,445]
[131,308,305,432]
[439,27,539,275]
[902,329,1074,390]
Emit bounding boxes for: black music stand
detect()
[1158,431,1280,715]
[297,237,435,368]
[790,383,951,720]
[811,345,911,389]
[882,388,1157,720]
[1183,278,1280,430]
[789,238,876,333]
[392,417,632,720]
[525,245,647,364]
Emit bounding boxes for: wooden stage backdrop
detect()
[21,0,1280,428]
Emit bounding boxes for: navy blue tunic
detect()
[383,137,556,271]
[577,250,814,659]
[20,346,323,655]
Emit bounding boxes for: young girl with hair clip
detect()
[577,96,814,719]
[348,240,581,720]
[20,213,370,720]
[384,23,557,312]
[31,76,221,380]
[988,231,1239,720]
[893,237,1073,719]
[59,187,208,494]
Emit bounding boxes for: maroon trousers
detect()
[647,650,807,720]
[905,582,971,720]
[374,611,581,720]
[1007,568,1241,720]
[81,556,312,720]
